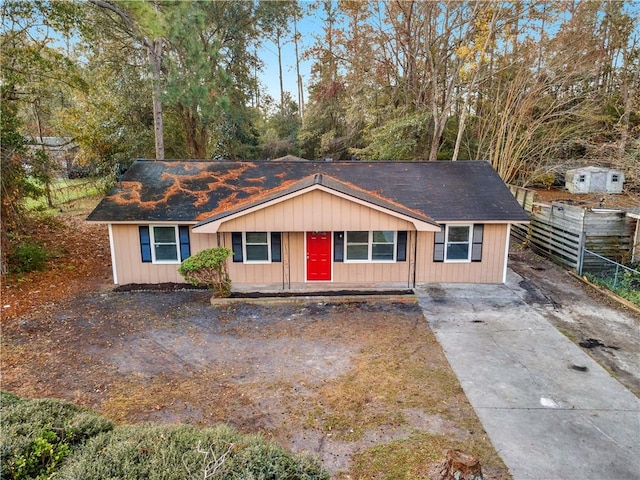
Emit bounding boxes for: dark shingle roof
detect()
[86,160,529,223]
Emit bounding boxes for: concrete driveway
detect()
[416,269,640,480]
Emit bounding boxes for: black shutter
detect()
[396,231,407,262]
[333,231,344,262]
[139,226,152,263]
[232,232,243,262]
[178,226,191,261]
[433,227,445,262]
[271,232,281,262]
[471,224,484,262]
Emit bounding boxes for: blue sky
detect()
[258,6,325,104]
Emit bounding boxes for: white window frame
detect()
[444,224,472,263]
[150,225,180,264]
[243,232,271,264]
[344,231,396,263]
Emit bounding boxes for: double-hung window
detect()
[231,232,282,264]
[244,232,270,262]
[445,225,472,261]
[139,225,191,264]
[433,224,483,262]
[345,231,396,262]
[153,226,179,262]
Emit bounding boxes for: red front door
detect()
[306,231,332,281]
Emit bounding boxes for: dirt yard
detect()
[2,200,638,478]
[1,204,509,479]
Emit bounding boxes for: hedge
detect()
[0,392,328,480]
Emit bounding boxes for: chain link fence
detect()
[579,248,640,305]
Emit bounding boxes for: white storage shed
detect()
[565,166,624,194]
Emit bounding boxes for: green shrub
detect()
[1,391,23,408]
[178,247,233,298]
[1,394,328,480]
[57,423,329,480]
[10,240,48,273]
[0,395,114,479]
[9,426,71,479]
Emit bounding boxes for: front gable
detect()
[192,174,440,233]
[194,187,437,233]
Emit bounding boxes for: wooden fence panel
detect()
[508,186,634,270]
[526,203,583,268]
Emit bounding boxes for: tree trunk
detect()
[294,19,304,118]
[618,44,639,160]
[276,30,284,115]
[89,1,166,160]
[147,38,165,160]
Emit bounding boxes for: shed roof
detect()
[566,166,623,174]
[86,160,530,224]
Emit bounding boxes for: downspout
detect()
[108,224,118,285]
[412,231,418,288]
[287,232,291,289]
[406,231,412,288]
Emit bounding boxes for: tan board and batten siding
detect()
[109,191,511,286]
[416,223,509,284]
[216,189,416,232]
[109,224,215,285]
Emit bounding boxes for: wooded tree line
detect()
[1,0,638,207]
[303,0,639,187]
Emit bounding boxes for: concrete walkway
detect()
[415,270,640,480]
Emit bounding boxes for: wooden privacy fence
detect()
[509,186,636,271]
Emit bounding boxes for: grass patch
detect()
[351,431,504,479]
[306,323,473,442]
[99,372,252,426]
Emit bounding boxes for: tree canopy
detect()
[1,0,638,185]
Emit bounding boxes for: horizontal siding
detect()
[415,224,508,284]
[218,189,414,232]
